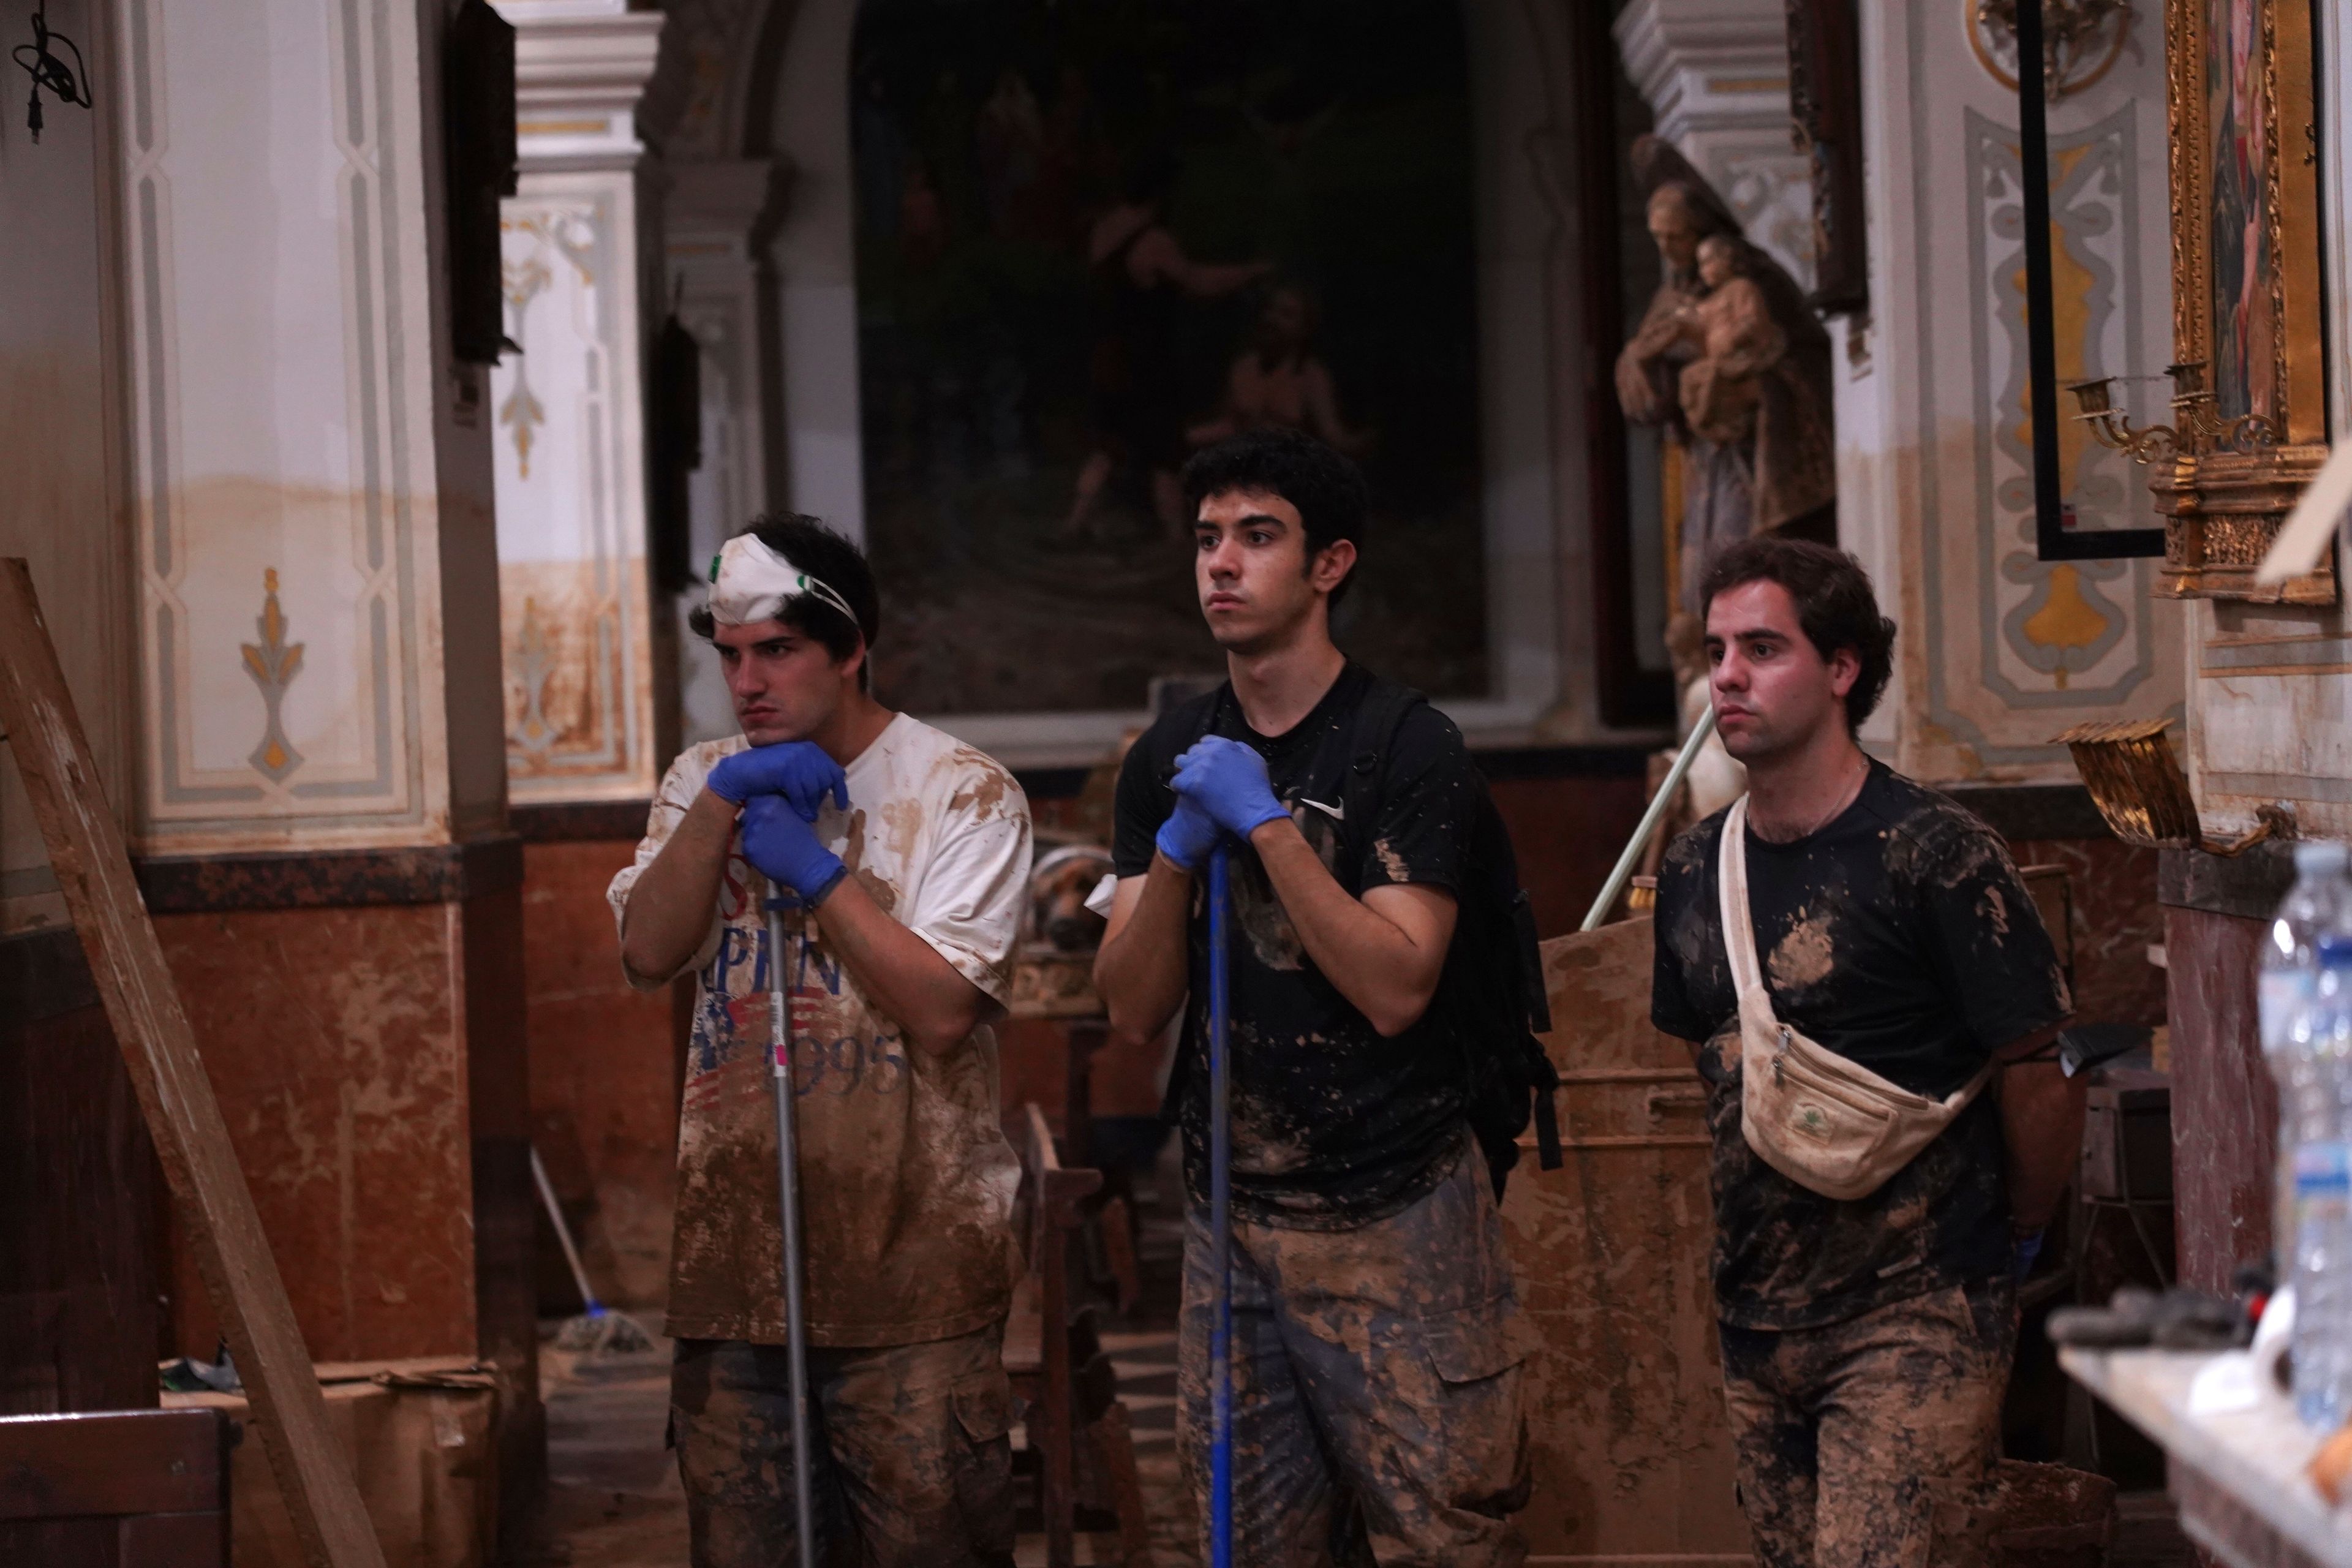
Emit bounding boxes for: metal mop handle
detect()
[767,901,819,1568]
[1580,707,1719,933]
[1207,846,1235,1568]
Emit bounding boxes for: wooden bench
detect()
[0,1406,233,1566]
[1008,1102,1150,1568]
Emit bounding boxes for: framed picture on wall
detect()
[2152,0,2334,602]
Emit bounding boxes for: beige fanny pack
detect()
[1718,796,1991,1202]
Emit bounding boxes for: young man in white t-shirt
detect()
[608,516,1032,1568]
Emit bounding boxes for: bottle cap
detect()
[2321,933,2352,968]
[2296,842,2349,875]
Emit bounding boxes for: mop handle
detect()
[529,1144,603,1316]
[1207,846,1235,1568]
[767,902,820,1568]
[1580,706,1719,933]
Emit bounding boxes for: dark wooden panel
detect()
[0,976,160,1417]
[0,1507,228,1566]
[118,1509,230,1567]
[0,1517,126,1566]
[0,1408,224,1520]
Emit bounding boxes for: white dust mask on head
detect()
[705,533,861,634]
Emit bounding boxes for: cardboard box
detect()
[162,1357,500,1568]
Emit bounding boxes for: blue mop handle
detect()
[1207,846,1234,1568]
[766,899,819,1568]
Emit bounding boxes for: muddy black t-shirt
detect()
[1112,665,1477,1229]
[1650,762,2072,1330]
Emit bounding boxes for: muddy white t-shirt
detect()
[608,715,1031,1348]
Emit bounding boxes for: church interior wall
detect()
[518,826,684,1313]
[1842,0,2188,788]
[0,0,164,1425]
[0,1,543,1536]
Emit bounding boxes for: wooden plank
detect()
[0,1408,224,1520]
[0,560,386,1568]
[119,1510,230,1568]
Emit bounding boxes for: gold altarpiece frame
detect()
[2144,0,2333,602]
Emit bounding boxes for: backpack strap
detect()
[1146,684,1231,791]
[1510,882,1564,1172]
[1325,679,1569,1177]
[1330,677,1427,864]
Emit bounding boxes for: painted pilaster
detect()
[1613,0,1817,290]
[491,0,665,802]
[665,157,783,745]
[99,13,544,1524]
[1838,0,2184,783]
[115,0,503,854]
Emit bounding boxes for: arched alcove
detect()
[687,0,1634,759]
[843,0,1485,718]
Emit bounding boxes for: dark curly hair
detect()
[1179,428,1369,607]
[1699,535,1896,732]
[687,514,880,687]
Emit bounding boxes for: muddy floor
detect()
[534,1153,1197,1568]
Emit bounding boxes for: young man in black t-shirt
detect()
[1651,538,2082,1568]
[1095,429,1529,1566]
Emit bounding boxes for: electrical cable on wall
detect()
[13,0,91,144]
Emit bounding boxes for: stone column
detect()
[665,156,785,745]
[493,0,666,806]
[100,0,541,1525]
[489,0,683,1316]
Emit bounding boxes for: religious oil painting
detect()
[2204,0,2272,422]
[2176,0,2320,440]
[2154,0,2326,600]
[850,0,1486,716]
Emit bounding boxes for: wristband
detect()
[804,861,851,909]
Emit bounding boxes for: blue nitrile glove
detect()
[2012,1228,2045,1281]
[741,793,850,905]
[1154,791,1223,874]
[706,741,849,821]
[1171,736,1290,840]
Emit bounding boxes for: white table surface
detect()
[2062,1345,2351,1568]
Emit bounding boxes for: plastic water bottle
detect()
[2267,843,2351,1261]
[2288,934,2352,1428]
[2263,843,2350,1057]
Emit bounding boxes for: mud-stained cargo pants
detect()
[1719,1276,2016,1568]
[670,1324,1016,1568]
[1177,1141,1532,1568]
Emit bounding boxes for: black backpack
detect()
[1143,676,1563,1200]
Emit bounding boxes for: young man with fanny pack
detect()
[1649,537,2084,1568]
[609,516,1030,1567]
[1093,428,1548,1566]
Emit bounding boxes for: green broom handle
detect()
[1581,707,1719,933]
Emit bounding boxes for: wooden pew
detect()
[1007,1102,1150,1568]
[0,1406,233,1566]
